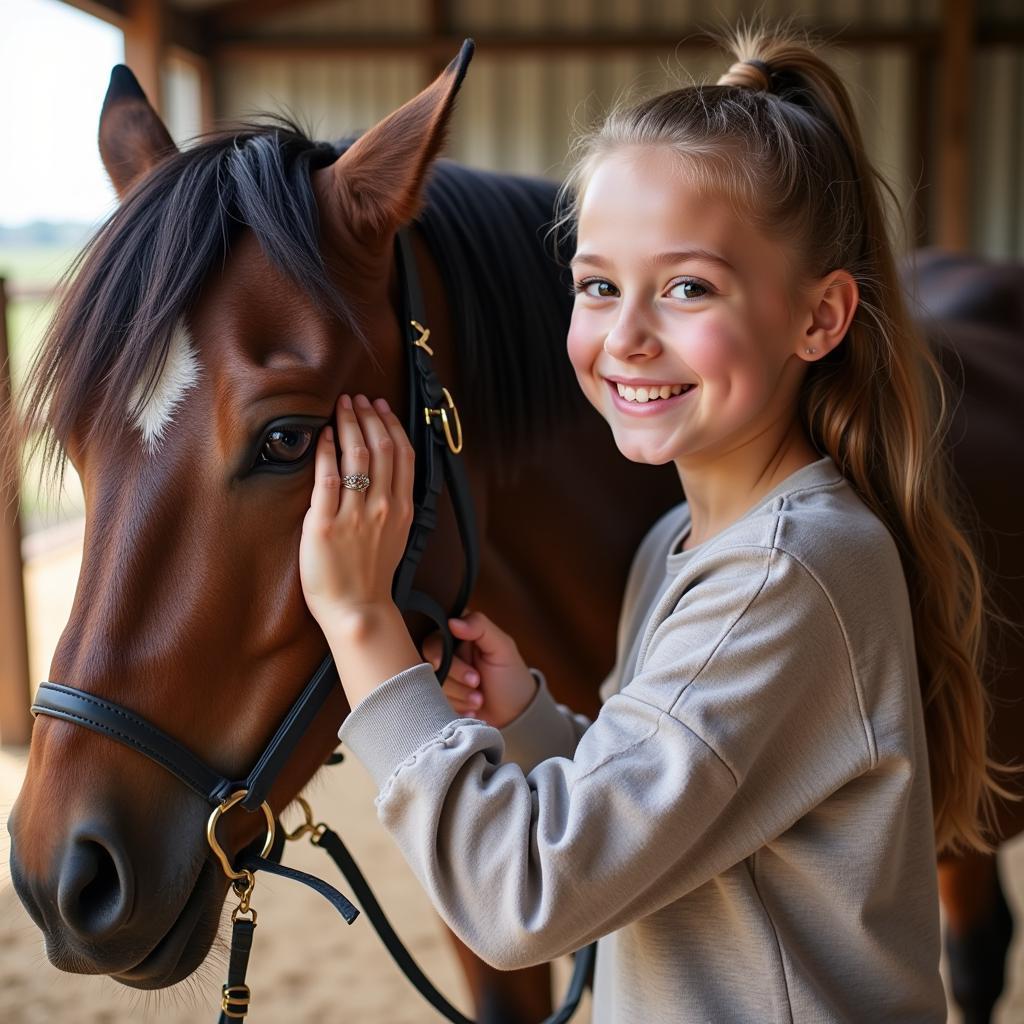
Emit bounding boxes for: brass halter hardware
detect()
[411,319,464,455]
[207,788,276,923]
[282,795,327,846]
[425,387,464,455]
[221,983,251,1019]
[410,319,434,355]
[207,789,276,881]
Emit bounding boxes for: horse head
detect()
[9,42,476,988]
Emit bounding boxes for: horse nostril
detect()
[57,833,135,939]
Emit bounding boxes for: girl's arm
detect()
[300,396,874,970]
[337,544,872,970]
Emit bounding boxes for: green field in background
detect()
[2,244,86,533]
[0,244,80,286]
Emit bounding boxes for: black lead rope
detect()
[249,818,596,1024]
[30,225,594,1022]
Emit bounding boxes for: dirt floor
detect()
[1,522,1021,1022]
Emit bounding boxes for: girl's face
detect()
[567,146,812,471]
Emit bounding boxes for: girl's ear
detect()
[799,270,859,361]
[98,65,178,199]
[323,39,474,243]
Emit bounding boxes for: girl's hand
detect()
[423,612,539,729]
[299,394,415,629]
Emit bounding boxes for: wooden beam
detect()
[123,0,166,113]
[58,0,208,57]
[57,0,125,28]
[213,28,947,63]
[208,0,337,34]
[169,45,216,134]
[0,279,33,748]
[937,0,974,250]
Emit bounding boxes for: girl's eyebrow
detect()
[570,249,735,272]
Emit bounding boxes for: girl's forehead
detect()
[577,149,781,269]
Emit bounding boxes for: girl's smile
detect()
[605,377,698,416]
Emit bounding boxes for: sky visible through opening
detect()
[1,0,123,227]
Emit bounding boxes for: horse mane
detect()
[21,116,582,484]
[416,161,585,475]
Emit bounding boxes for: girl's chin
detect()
[610,435,681,467]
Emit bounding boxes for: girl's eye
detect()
[259,426,315,465]
[575,278,619,299]
[668,279,710,301]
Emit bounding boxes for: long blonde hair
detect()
[555,22,1015,854]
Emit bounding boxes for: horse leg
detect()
[939,850,1014,1023]
[445,926,553,1023]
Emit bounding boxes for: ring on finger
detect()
[342,473,371,492]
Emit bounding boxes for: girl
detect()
[298,26,1004,1022]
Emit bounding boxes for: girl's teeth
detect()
[615,382,691,402]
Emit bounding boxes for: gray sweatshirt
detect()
[338,455,946,1023]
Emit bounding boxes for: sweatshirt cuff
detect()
[338,661,462,790]
[498,669,571,773]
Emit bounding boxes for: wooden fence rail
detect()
[0,276,33,747]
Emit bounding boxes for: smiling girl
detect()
[298,26,1005,1023]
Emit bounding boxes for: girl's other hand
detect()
[423,612,539,729]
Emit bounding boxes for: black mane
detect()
[22,117,582,480]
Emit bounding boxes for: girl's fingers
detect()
[426,647,478,685]
[336,395,370,510]
[449,612,512,661]
[353,395,394,499]
[310,426,341,521]
[442,677,483,706]
[374,399,415,504]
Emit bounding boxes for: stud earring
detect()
[805,347,816,355]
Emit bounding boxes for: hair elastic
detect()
[744,59,773,84]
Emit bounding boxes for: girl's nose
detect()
[603,310,661,361]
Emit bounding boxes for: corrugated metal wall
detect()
[204,0,1023,260]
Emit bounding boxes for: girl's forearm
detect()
[322,601,425,710]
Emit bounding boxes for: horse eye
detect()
[260,426,314,464]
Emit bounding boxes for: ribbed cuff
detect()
[338,662,461,789]
[498,669,573,773]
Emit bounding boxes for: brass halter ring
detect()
[206,789,276,884]
[281,795,327,845]
[424,386,464,455]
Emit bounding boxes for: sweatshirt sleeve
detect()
[498,669,592,773]
[338,545,875,971]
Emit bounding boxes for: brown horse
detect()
[6,43,1022,1023]
[7,45,676,1021]
[905,248,1024,1024]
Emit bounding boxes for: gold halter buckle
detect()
[221,983,252,1018]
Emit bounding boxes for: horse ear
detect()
[98,65,178,198]
[330,39,474,238]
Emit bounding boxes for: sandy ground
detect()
[1,522,1021,1023]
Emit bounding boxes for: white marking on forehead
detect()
[128,324,201,454]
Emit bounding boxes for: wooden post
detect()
[427,0,450,80]
[196,52,216,134]
[0,278,33,748]
[123,0,167,114]
[937,0,974,250]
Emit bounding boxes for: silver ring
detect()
[342,473,371,492]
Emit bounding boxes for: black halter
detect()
[30,228,594,1022]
